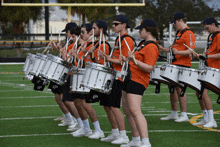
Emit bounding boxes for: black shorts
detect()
[62,77,74,102]
[86,90,107,103]
[48,81,63,94]
[100,80,123,108]
[123,80,146,96]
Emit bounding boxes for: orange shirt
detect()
[94,41,109,65]
[172,26,195,67]
[83,42,93,65]
[74,45,82,67]
[205,31,220,69]
[67,42,74,53]
[130,42,159,89]
[112,33,135,72]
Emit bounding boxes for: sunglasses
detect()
[204,27,209,30]
[113,23,122,26]
[81,30,85,34]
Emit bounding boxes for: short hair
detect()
[144,27,159,40]
[70,26,81,36]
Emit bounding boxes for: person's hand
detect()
[119,54,127,63]
[158,44,165,52]
[172,48,179,55]
[98,50,109,60]
[57,41,62,49]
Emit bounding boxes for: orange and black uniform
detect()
[123,41,159,95]
[205,31,220,69]
[172,26,196,67]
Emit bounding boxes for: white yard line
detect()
[0,96,53,99]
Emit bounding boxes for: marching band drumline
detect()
[22,13,220,147]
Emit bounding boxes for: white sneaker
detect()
[100,133,119,142]
[140,142,151,147]
[203,120,217,128]
[88,130,105,139]
[70,126,83,135]
[174,115,189,122]
[160,114,178,120]
[54,115,64,121]
[193,119,208,126]
[120,140,142,147]
[67,124,78,131]
[111,135,129,145]
[72,129,93,137]
[58,120,74,126]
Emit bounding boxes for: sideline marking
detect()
[0,130,209,138]
[189,111,220,132]
[0,72,23,74]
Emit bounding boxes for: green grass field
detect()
[0,63,219,147]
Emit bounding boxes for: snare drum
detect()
[160,64,184,88]
[23,53,36,80]
[29,53,47,77]
[151,65,171,85]
[81,62,115,94]
[198,67,220,94]
[178,68,201,92]
[70,67,90,93]
[39,54,70,85]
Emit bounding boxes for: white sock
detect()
[72,115,77,123]
[132,136,141,141]
[76,118,84,127]
[93,121,102,131]
[181,112,187,117]
[208,109,214,121]
[171,110,178,116]
[82,119,91,132]
[112,128,119,134]
[64,113,72,122]
[119,130,126,137]
[62,113,65,117]
[202,110,208,121]
[142,138,150,145]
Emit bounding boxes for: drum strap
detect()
[198,82,206,100]
[169,85,175,94]
[180,85,187,97]
[206,31,220,49]
[173,28,191,44]
[114,35,137,47]
[155,82,161,94]
[135,40,159,52]
[95,41,112,55]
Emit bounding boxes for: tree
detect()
[0,0,43,34]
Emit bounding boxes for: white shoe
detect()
[160,114,178,120]
[67,124,78,131]
[193,119,208,126]
[203,120,217,128]
[54,115,64,121]
[120,140,142,147]
[88,130,105,139]
[70,126,83,135]
[72,129,93,137]
[174,115,189,122]
[111,135,129,145]
[140,142,151,147]
[100,133,120,142]
[58,120,74,126]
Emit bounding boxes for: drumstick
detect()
[183,43,198,55]
[98,30,102,60]
[73,36,80,62]
[119,33,122,65]
[103,34,106,65]
[50,26,53,51]
[42,42,50,54]
[123,38,137,65]
[92,29,94,59]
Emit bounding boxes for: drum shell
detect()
[151,65,171,85]
[40,54,70,85]
[178,68,201,92]
[198,67,220,94]
[29,53,47,77]
[160,64,184,88]
[23,53,36,80]
[70,67,90,93]
[81,62,114,94]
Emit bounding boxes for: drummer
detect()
[50,22,84,129]
[98,15,134,145]
[49,22,78,124]
[119,19,159,147]
[67,23,104,139]
[159,12,196,122]
[192,17,220,128]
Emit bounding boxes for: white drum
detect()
[29,53,47,77]
[39,54,70,85]
[81,62,115,94]
[178,68,201,92]
[160,64,184,88]
[198,67,220,94]
[151,65,171,85]
[23,53,36,80]
[70,66,90,93]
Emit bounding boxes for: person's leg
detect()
[54,93,69,121]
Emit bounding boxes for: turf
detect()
[0,63,219,147]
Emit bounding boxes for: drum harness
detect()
[199,31,220,100]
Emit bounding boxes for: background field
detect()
[0,63,219,147]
